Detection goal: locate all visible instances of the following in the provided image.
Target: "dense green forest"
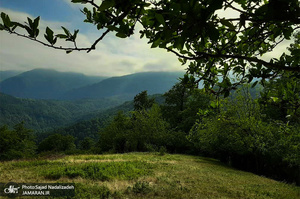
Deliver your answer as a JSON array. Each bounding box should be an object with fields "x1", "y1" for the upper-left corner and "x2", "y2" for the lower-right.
[{"x1": 0, "y1": 93, "x2": 124, "y2": 132}]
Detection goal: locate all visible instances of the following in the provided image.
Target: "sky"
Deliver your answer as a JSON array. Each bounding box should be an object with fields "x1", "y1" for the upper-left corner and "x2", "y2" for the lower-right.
[
  {"x1": 0, "y1": 0, "x2": 182, "y2": 76},
  {"x1": 0, "y1": 0, "x2": 292, "y2": 77}
]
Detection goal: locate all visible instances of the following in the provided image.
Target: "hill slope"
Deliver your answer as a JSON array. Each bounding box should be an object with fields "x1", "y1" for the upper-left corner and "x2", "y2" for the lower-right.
[
  {"x1": 0, "y1": 153, "x2": 299, "y2": 199},
  {"x1": 62, "y1": 71, "x2": 184, "y2": 100},
  {"x1": 0, "y1": 93, "x2": 123, "y2": 132},
  {"x1": 0, "y1": 69, "x2": 107, "y2": 99},
  {"x1": 0, "y1": 70, "x2": 23, "y2": 82}
]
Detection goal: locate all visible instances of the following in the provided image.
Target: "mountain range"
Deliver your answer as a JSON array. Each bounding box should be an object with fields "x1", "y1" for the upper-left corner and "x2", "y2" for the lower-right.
[
  {"x1": 0, "y1": 69, "x2": 107, "y2": 99},
  {"x1": 62, "y1": 71, "x2": 184, "y2": 100},
  {"x1": 0, "y1": 69, "x2": 184, "y2": 100},
  {"x1": 0, "y1": 70, "x2": 23, "y2": 82}
]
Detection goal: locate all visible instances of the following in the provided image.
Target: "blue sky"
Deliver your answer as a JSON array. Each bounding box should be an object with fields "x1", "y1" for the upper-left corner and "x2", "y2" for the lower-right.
[
  {"x1": 0, "y1": 0, "x2": 181, "y2": 76},
  {"x1": 0, "y1": 0, "x2": 74, "y2": 21}
]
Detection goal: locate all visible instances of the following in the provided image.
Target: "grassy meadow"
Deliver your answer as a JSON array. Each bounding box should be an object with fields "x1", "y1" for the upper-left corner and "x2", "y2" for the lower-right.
[{"x1": 0, "y1": 153, "x2": 299, "y2": 199}]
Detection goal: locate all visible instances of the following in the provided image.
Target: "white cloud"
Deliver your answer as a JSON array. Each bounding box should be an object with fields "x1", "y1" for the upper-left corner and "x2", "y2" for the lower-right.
[
  {"x1": 0, "y1": 7, "x2": 182, "y2": 76},
  {"x1": 62, "y1": 0, "x2": 101, "y2": 10}
]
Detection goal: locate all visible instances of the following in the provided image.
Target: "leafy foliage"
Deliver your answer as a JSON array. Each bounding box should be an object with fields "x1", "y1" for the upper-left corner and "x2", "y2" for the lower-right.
[
  {"x1": 162, "y1": 83, "x2": 212, "y2": 133},
  {"x1": 0, "y1": 122, "x2": 36, "y2": 160},
  {"x1": 259, "y1": 72, "x2": 300, "y2": 123},
  {"x1": 188, "y1": 87, "x2": 300, "y2": 184},
  {"x1": 97, "y1": 104, "x2": 189, "y2": 153},
  {"x1": 133, "y1": 90, "x2": 154, "y2": 111},
  {"x1": 38, "y1": 134, "x2": 76, "y2": 152}
]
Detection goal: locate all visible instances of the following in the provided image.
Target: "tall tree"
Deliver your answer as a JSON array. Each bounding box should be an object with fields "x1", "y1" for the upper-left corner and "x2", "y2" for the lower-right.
[
  {"x1": 133, "y1": 90, "x2": 155, "y2": 111},
  {"x1": 1, "y1": 0, "x2": 299, "y2": 94},
  {"x1": 162, "y1": 83, "x2": 211, "y2": 132}
]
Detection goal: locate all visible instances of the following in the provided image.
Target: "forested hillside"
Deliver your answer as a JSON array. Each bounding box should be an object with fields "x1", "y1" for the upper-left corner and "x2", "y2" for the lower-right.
[{"x1": 0, "y1": 93, "x2": 123, "y2": 132}]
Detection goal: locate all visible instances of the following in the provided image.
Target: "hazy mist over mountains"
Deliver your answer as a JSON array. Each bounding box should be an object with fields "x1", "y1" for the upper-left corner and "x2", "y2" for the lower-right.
[{"x1": 0, "y1": 68, "x2": 184, "y2": 100}]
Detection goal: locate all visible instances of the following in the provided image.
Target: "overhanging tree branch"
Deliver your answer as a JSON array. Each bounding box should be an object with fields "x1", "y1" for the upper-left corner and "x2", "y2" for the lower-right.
[
  {"x1": 8, "y1": 30, "x2": 91, "y2": 52},
  {"x1": 166, "y1": 48, "x2": 300, "y2": 72}
]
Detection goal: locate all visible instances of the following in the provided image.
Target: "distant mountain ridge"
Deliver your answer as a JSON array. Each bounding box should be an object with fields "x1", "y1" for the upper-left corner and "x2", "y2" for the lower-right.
[
  {"x1": 0, "y1": 69, "x2": 184, "y2": 100},
  {"x1": 0, "y1": 70, "x2": 23, "y2": 82},
  {"x1": 0, "y1": 69, "x2": 107, "y2": 99},
  {"x1": 62, "y1": 71, "x2": 184, "y2": 100}
]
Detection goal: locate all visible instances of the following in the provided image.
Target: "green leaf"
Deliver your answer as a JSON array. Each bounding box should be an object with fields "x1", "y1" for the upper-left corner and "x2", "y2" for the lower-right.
[
  {"x1": 291, "y1": 49, "x2": 300, "y2": 57},
  {"x1": 151, "y1": 38, "x2": 161, "y2": 48},
  {"x1": 270, "y1": 97, "x2": 279, "y2": 103},
  {"x1": 27, "y1": 17, "x2": 33, "y2": 28},
  {"x1": 174, "y1": 37, "x2": 184, "y2": 50},
  {"x1": 73, "y1": 29, "x2": 79, "y2": 40},
  {"x1": 44, "y1": 27, "x2": 56, "y2": 45},
  {"x1": 46, "y1": 27, "x2": 54, "y2": 37},
  {"x1": 209, "y1": 0, "x2": 224, "y2": 11},
  {"x1": 1, "y1": 12, "x2": 11, "y2": 28},
  {"x1": 207, "y1": 23, "x2": 219, "y2": 41},
  {"x1": 210, "y1": 101, "x2": 217, "y2": 109},
  {"x1": 116, "y1": 32, "x2": 127, "y2": 38},
  {"x1": 155, "y1": 13, "x2": 165, "y2": 25},
  {"x1": 251, "y1": 81, "x2": 258, "y2": 88},
  {"x1": 56, "y1": 34, "x2": 68, "y2": 39},
  {"x1": 33, "y1": 16, "x2": 40, "y2": 30},
  {"x1": 220, "y1": 18, "x2": 235, "y2": 30},
  {"x1": 61, "y1": 26, "x2": 71, "y2": 36},
  {"x1": 99, "y1": 0, "x2": 115, "y2": 11},
  {"x1": 24, "y1": 26, "x2": 32, "y2": 36}
]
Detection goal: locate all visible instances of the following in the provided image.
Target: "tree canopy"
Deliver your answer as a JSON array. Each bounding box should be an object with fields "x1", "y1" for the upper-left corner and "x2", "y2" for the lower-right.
[{"x1": 1, "y1": 0, "x2": 299, "y2": 94}]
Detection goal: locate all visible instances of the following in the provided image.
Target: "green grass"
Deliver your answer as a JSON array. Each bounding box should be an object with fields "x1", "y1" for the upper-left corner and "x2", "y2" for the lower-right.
[
  {"x1": 43, "y1": 161, "x2": 153, "y2": 181},
  {"x1": 0, "y1": 153, "x2": 299, "y2": 199}
]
